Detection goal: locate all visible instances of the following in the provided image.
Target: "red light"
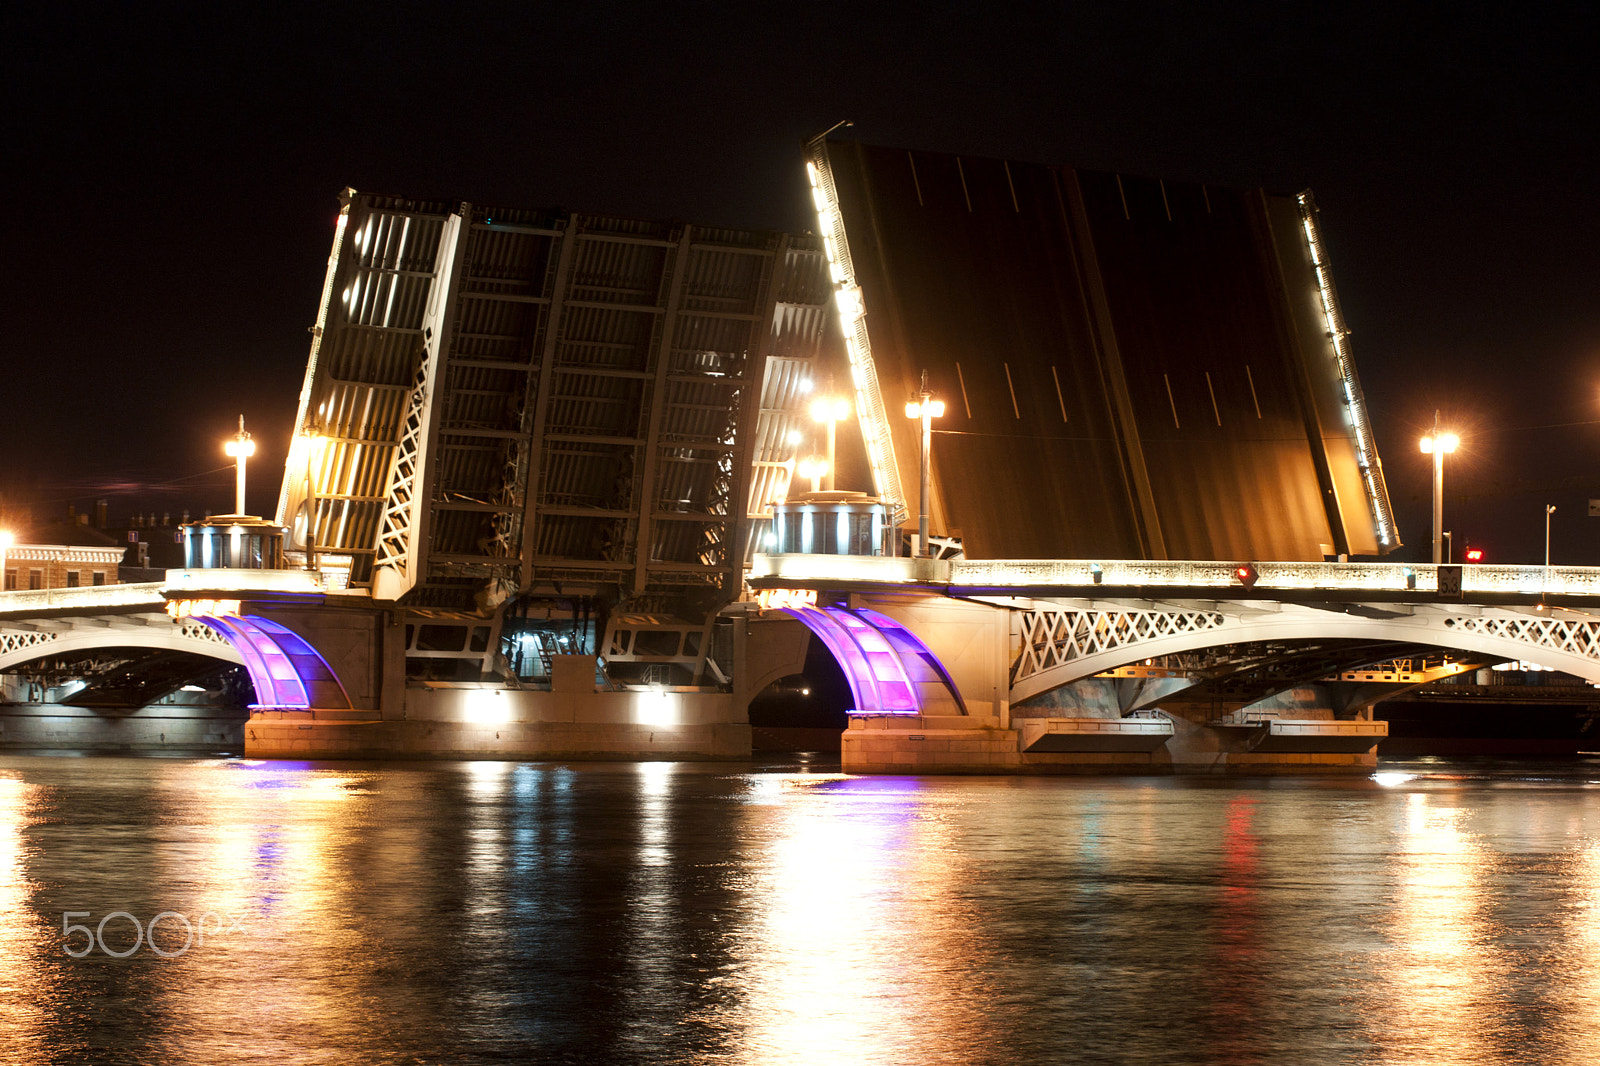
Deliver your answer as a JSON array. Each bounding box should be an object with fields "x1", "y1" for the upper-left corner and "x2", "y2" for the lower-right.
[
  {"x1": 1465, "y1": 548, "x2": 1484, "y2": 562},
  {"x1": 1234, "y1": 564, "x2": 1259, "y2": 589}
]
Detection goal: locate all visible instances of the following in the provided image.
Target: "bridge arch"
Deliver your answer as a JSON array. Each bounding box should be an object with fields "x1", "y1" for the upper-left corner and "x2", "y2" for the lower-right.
[
  {"x1": 781, "y1": 605, "x2": 968, "y2": 716},
  {"x1": 0, "y1": 615, "x2": 351, "y2": 711},
  {"x1": 1009, "y1": 603, "x2": 1600, "y2": 704}
]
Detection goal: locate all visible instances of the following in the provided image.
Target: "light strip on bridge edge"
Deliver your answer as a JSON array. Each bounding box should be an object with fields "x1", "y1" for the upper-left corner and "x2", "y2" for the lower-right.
[
  {"x1": 277, "y1": 198, "x2": 353, "y2": 525},
  {"x1": 804, "y1": 140, "x2": 908, "y2": 525},
  {"x1": 1297, "y1": 191, "x2": 1397, "y2": 550}
]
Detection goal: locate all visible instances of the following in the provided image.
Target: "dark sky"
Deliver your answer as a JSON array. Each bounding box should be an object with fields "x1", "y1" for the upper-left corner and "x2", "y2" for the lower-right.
[{"x1": 5, "y1": 2, "x2": 1598, "y2": 563}]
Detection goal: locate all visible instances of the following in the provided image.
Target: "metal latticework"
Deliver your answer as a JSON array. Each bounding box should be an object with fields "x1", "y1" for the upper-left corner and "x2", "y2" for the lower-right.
[
  {"x1": 1442, "y1": 615, "x2": 1600, "y2": 662},
  {"x1": 0, "y1": 629, "x2": 57, "y2": 659},
  {"x1": 1012, "y1": 604, "x2": 1228, "y2": 689},
  {"x1": 279, "y1": 192, "x2": 830, "y2": 629},
  {"x1": 1005, "y1": 594, "x2": 1600, "y2": 704}
]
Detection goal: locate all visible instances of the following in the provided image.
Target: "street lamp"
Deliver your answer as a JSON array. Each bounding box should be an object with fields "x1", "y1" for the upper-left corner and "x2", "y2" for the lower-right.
[
  {"x1": 1545, "y1": 504, "x2": 1557, "y2": 572},
  {"x1": 298, "y1": 430, "x2": 326, "y2": 572},
  {"x1": 796, "y1": 455, "x2": 829, "y2": 494},
  {"x1": 222, "y1": 415, "x2": 256, "y2": 517},
  {"x1": 809, "y1": 396, "x2": 851, "y2": 491},
  {"x1": 0, "y1": 530, "x2": 12, "y2": 593},
  {"x1": 904, "y1": 370, "x2": 944, "y2": 558},
  {"x1": 1419, "y1": 411, "x2": 1458, "y2": 565}
]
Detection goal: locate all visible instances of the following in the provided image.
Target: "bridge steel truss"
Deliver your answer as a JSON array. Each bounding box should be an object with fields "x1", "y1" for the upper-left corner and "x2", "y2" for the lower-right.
[
  {"x1": 278, "y1": 190, "x2": 832, "y2": 677},
  {"x1": 1007, "y1": 597, "x2": 1600, "y2": 705}
]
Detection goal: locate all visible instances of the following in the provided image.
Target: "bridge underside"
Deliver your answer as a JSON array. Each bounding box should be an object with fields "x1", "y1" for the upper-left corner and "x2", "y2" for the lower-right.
[
  {"x1": 2, "y1": 648, "x2": 251, "y2": 708},
  {"x1": 809, "y1": 139, "x2": 1397, "y2": 561}
]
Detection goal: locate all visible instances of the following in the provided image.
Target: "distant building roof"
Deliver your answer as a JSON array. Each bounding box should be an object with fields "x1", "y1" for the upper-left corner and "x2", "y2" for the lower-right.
[{"x1": 17, "y1": 517, "x2": 122, "y2": 549}]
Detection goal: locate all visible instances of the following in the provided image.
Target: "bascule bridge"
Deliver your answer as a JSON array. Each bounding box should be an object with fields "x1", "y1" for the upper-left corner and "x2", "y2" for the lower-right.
[{"x1": 5, "y1": 139, "x2": 1596, "y2": 771}]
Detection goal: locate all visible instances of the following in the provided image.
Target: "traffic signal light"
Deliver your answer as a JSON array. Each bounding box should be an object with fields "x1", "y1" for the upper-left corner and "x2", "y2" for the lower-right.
[
  {"x1": 1234, "y1": 563, "x2": 1259, "y2": 589},
  {"x1": 1464, "y1": 547, "x2": 1484, "y2": 563}
]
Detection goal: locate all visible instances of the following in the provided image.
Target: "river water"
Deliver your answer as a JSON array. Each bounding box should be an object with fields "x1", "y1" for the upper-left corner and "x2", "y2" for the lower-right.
[{"x1": 5, "y1": 754, "x2": 1600, "y2": 1064}]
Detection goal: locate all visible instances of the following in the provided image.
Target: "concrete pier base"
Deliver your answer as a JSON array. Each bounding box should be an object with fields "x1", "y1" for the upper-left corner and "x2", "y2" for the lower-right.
[
  {"x1": 243, "y1": 716, "x2": 750, "y2": 760},
  {"x1": 843, "y1": 713, "x2": 1382, "y2": 775},
  {"x1": 0, "y1": 704, "x2": 245, "y2": 752},
  {"x1": 244, "y1": 684, "x2": 753, "y2": 760}
]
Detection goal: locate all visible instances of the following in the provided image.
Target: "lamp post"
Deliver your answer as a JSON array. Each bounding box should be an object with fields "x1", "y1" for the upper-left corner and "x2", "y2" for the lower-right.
[
  {"x1": 0, "y1": 531, "x2": 12, "y2": 593},
  {"x1": 299, "y1": 431, "x2": 325, "y2": 572},
  {"x1": 809, "y1": 395, "x2": 850, "y2": 491},
  {"x1": 904, "y1": 370, "x2": 944, "y2": 558},
  {"x1": 223, "y1": 415, "x2": 256, "y2": 517},
  {"x1": 1545, "y1": 504, "x2": 1557, "y2": 572},
  {"x1": 1419, "y1": 411, "x2": 1459, "y2": 565}
]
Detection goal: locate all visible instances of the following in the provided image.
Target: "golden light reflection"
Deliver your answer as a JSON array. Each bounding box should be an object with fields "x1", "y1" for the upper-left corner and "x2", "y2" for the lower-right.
[
  {"x1": 1554, "y1": 837, "x2": 1600, "y2": 1063},
  {"x1": 625, "y1": 762, "x2": 680, "y2": 1010},
  {"x1": 143, "y1": 761, "x2": 379, "y2": 1062},
  {"x1": 0, "y1": 774, "x2": 45, "y2": 1063},
  {"x1": 1376, "y1": 793, "x2": 1494, "y2": 1062},
  {"x1": 715, "y1": 776, "x2": 995, "y2": 1065}
]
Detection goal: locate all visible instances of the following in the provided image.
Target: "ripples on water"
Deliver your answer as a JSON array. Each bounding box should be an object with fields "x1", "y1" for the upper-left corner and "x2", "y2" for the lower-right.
[{"x1": 5, "y1": 755, "x2": 1600, "y2": 1063}]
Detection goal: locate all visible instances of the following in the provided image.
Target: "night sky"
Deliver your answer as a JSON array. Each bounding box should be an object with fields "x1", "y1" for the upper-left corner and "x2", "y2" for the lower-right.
[{"x1": 5, "y1": 3, "x2": 1598, "y2": 564}]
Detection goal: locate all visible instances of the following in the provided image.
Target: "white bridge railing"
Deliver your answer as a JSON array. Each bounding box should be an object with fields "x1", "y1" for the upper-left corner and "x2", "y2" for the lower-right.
[{"x1": 752, "y1": 554, "x2": 1600, "y2": 598}]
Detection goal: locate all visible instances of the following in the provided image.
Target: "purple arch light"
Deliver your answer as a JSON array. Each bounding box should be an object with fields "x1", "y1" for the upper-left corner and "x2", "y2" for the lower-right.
[
  {"x1": 781, "y1": 605, "x2": 965, "y2": 717},
  {"x1": 192, "y1": 614, "x2": 350, "y2": 710}
]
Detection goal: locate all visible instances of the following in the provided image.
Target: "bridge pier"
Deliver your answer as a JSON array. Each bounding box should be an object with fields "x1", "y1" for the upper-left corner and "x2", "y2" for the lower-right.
[
  {"x1": 842, "y1": 712, "x2": 1380, "y2": 775},
  {"x1": 240, "y1": 609, "x2": 753, "y2": 759},
  {"x1": 0, "y1": 703, "x2": 243, "y2": 753}
]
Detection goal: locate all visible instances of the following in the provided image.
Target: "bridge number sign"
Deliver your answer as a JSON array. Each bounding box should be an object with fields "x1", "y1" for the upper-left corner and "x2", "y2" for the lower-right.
[{"x1": 1437, "y1": 564, "x2": 1463, "y2": 599}]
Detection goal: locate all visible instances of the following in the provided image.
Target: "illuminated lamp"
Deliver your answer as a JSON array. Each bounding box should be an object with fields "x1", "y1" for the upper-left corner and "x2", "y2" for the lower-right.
[
  {"x1": 1402, "y1": 566, "x2": 1416, "y2": 591},
  {"x1": 222, "y1": 415, "x2": 257, "y2": 516},
  {"x1": 1090, "y1": 563, "x2": 1103, "y2": 585},
  {"x1": 810, "y1": 396, "x2": 852, "y2": 492},
  {"x1": 1234, "y1": 564, "x2": 1259, "y2": 589},
  {"x1": 1464, "y1": 548, "x2": 1484, "y2": 563},
  {"x1": 797, "y1": 456, "x2": 829, "y2": 494},
  {"x1": 1420, "y1": 413, "x2": 1459, "y2": 564},
  {"x1": 904, "y1": 371, "x2": 944, "y2": 558}
]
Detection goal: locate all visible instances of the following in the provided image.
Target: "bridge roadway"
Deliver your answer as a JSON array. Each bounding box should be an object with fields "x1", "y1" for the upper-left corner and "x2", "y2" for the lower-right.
[
  {"x1": 747, "y1": 554, "x2": 1600, "y2": 773},
  {"x1": 3, "y1": 556, "x2": 1600, "y2": 772}
]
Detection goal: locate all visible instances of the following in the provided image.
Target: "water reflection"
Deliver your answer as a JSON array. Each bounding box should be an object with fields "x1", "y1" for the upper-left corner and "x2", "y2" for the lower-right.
[
  {"x1": 1378, "y1": 792, "x2": 1493, "y2": 1062},
  {"x1": 1557, "y1": 836, "x2": 1600, "y2": 1063},
  {"x1": 1205, "y1": 794, "x2": 1263, "y2": 1064},
  {"x1": 722, "y1": 775, "x2": 997, "y2": 1064},
  {"x1": 10, "y1": 758, "x2": 1600, "y2": 1062},
  {"x1": 0, "y1": 774, "x2": 45, "y2": 1063}
]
